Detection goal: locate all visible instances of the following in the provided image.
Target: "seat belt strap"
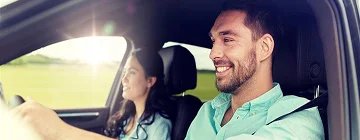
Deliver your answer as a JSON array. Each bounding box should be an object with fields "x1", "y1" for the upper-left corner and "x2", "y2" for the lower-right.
[
  {"x1": 266, "y1": 92, "x2": 328, "y2": 125},
  {"x1": 251, "y1": 91, "x2": 328, "y2": 135}
]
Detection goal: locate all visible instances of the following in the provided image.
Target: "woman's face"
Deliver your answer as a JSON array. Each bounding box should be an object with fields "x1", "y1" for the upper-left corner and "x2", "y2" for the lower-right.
[{"x1": 121, "y1": 56, "x2": 153, "y2": 101}]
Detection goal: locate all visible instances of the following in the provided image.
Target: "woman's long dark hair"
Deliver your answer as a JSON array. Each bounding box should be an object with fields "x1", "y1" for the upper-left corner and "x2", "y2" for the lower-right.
[{"x1": 104, "y1": 48, "x2": 172, "y2": 139}]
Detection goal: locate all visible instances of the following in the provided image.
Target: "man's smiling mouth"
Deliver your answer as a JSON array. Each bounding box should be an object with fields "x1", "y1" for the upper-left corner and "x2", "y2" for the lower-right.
[
  {"x1": 216, "y1": 66, "x2": 231, "y2": 72},
  {"x1": 215, "y1": 66, "x2": 232, "y2": 77}
]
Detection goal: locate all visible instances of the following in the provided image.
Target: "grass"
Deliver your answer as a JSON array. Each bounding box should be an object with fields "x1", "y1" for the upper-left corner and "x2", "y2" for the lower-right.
[
  {"x1": 0, "y1": 64, "x2": 219, "y2": 109},
  {"x1": 188, "y1": 72, "x2": 219, "y2": 101},
  {"x1": 0, "y1": 64, "x2": 117, "y2": 109}
]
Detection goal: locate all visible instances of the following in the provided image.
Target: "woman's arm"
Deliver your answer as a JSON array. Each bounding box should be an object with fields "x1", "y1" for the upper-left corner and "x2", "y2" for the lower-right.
[{"x1": 11, "y1": 99, "x2": 115, "y2": 140}]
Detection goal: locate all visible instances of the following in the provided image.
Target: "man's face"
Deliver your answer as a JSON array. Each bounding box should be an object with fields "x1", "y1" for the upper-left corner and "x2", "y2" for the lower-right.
[{"x1": 209, "y1": 10, "x2": 258, "y2": 94}]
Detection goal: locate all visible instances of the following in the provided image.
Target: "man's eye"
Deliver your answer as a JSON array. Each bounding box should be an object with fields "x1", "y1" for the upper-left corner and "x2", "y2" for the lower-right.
[
  {"x1": 129, "y1": 71, "x2": 136, "y2": 75},
  {"x1": 224, "y1": 38, "x2": 232, "y2": 42}
]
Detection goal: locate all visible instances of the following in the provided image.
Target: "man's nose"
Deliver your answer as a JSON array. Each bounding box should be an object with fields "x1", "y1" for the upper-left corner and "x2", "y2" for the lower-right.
[{"x1": 209, "y1": 42, "x2": 224, "y2": 60}]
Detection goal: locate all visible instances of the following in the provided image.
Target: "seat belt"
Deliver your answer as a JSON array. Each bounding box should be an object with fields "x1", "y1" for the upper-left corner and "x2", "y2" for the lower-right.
[
  {"x1": 266, "y1": 91, "x2": 328, "y2": 125},
  {"x1": 251, "y1": 89, "x2": 328, "y2": 135}
]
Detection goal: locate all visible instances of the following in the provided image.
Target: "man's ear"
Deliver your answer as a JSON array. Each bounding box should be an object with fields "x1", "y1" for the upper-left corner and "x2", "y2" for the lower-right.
[
  {"x1": 257, "y1": 33, "x2": 274, "y2": 62},
  {"x1": 147, "y1": 77, "x2": 157, "y2": 88}
]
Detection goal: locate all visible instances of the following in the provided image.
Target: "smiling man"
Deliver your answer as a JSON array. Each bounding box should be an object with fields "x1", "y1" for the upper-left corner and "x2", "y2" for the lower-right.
[{"x1": 185, "y1": 1, "x2": 324, "y2": 140}]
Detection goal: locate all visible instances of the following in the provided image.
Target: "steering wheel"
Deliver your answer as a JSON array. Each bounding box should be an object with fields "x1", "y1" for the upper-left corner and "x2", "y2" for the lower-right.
[
  {"x1": 0, "y1": 81, "x2": 25, "y2": 108},
  {"x1": 8, "y1": 95, "x2": 25, "y2": 108}
]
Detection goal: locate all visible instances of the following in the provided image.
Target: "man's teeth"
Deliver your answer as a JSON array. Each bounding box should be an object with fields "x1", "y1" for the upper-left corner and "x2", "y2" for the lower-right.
[{"x1": 217, "y1": 67, "x2": 229, "y2": 72}]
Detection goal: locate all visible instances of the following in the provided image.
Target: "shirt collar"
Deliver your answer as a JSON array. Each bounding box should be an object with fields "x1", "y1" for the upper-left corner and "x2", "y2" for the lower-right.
[
  {"x1": 211, "y1": 92, "x2": 231, "y2": 109},
  {"x1": 211, "y1": 83, "x2": 283, "y2": 111}
]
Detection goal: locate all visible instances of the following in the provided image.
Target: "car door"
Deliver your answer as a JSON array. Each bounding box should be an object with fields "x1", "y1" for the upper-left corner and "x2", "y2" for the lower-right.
[
  {"x1": 340, "y1": 0, "x2": 360, "y2": 139},
  {"x1": 0, "y1": 0, "x2": 131, "y2": 134},
  {"x1": 325, "y1": 0, "x2": 360, "y2": 139}
]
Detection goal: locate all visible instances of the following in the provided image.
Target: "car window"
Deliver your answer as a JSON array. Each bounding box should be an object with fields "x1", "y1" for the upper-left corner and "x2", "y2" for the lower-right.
[
  {"x1": 163, "y1": 42, "x2": 218, "y2": 101},
  {"x1": 0, "y1": 0, "x2": 17, "y2": 8},
  {"x1": 0, "y1": 36, "x2": 127, "y2": 109},
  {"x1": 357, "y1": 0, "x2": 360, "y2": 15}
]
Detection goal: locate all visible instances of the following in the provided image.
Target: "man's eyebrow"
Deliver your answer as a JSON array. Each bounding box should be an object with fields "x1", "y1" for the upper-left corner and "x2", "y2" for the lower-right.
[
  {"x1": 209, "y1": 30, "x2": 238, "y2": 37},
  {"x1": 219, "y1": 30, "x2": 237, "y2": 36}
]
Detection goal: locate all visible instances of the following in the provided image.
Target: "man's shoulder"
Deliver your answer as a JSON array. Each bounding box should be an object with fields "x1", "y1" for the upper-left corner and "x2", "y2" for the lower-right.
[
  {"x1": 276, "y1": 95, "x2": 309, "y2": 106},
  {"x1": 192, "y1": 100, "x2": 217, "y2": 120},
  {"x1": 203, "y1": 100, "x2": 213, "y2": 106},
  {"x1": 265, "y1": 95, "x2": 324, "y2": 139},
  {"x1": 267, "y1": 95, "x2": 319, "y2": 123},
  {"x1": 199, "y1": 100, "x2": 215, "y2": 112},
  {"x1": 269, "y1": 95, "x2": 309, "y2": 110}
]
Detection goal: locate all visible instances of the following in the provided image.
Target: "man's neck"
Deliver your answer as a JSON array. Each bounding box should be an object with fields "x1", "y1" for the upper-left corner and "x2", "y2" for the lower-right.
[
  {"x1": 221, "y1": 61, "x2": 274, "y2": 127},
  {"x1": 230, "y1": 75, "x2": 273, "y2": 112}
]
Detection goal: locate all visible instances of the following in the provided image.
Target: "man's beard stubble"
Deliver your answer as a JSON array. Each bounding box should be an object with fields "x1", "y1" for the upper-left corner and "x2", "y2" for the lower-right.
[{"x1": 215, "y1": 50, "x2": 257, "y2": 94}]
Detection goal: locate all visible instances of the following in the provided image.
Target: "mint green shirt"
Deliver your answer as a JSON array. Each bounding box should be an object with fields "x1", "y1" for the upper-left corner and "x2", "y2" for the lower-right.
[
  {"x1": 119, "y1": 112, "x2": 172, "y2": 140},
  {"x1": 185, "y1": 83, "x2": 324, "y2": 140}
]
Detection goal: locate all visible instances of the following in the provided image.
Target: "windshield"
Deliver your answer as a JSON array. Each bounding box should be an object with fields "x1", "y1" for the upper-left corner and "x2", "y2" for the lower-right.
[
  {"x1": 357, "y1": 0, "x2": 360, "y2": 15},
  {"x1": 0, "y1": 0, "x2": 17, "y2": 8},
  {"x1": 0, "y1": 36, "x2": 127, "y2": 109}
]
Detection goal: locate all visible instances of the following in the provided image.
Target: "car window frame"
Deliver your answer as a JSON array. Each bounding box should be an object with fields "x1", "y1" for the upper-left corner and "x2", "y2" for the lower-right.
[{"x1": 334, "y1": 0, "x2": 360, "y2": 139}]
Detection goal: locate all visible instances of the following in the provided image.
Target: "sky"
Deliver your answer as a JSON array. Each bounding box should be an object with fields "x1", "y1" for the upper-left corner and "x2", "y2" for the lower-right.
[
  {"x1": 358, "y1": 0, "x2": 360, "y2": 13},
  {"x1": 163, "y1": 42, "x2": 215, "y2": 70},
  {"x1": 32, "y1": 36, "x2": 126, "y2": 61},
  {"x1": 29, "y1": 36, "x2": 215, "y2": 70},
  {"x1": 0, "y1": 0, "x2": 18, "y2": 8}
]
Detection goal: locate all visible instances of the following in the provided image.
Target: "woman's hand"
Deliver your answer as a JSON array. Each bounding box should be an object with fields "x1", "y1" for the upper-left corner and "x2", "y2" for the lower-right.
[
  {"x1": 10, "y1": 98, "x2": 69, "y2": 140},
  {"x1": 9, "y1": 98, "x2": 115, "y2": 140}
]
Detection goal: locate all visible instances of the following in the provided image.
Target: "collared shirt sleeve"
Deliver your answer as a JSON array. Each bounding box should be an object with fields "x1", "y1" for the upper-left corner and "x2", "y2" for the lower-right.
[
  {"x1": 185, "y1": 103, "x2": 205, "y2": 140},
  {"x1": 225, "y1": 107, "x2": 324, "y2": 140}
]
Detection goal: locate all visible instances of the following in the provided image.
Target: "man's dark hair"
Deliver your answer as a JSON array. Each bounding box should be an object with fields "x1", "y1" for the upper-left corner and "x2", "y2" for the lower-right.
[{"x1": 222, "y1": 0, "x2": 283, "y2": 49}]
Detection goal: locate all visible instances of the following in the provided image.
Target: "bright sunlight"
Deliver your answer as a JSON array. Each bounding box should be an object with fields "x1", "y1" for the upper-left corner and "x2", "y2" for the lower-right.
[
  {"x1": 31, "y1": 36, "x2": 127, "y2": 66},
  {"x1": 82, "y1": 38, "x2": 110, "y2": 66}
]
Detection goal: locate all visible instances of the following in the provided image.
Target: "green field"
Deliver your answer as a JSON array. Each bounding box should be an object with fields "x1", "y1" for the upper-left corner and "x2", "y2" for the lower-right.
[
  {"x1": 0, "y1": 64, "x2": 218, "y2": 109},
  {"x1": 187, "y1": 72, "x2": 219, "y2": 101}
]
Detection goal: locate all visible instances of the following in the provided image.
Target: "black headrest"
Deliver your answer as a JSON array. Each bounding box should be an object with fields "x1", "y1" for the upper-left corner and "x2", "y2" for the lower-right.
[
  {"x1": 273, "y1": 15, "x2": 327, "y2": 94},
  {"x1": 158, "y1": 45, "x2": 197, "y2": 95}
]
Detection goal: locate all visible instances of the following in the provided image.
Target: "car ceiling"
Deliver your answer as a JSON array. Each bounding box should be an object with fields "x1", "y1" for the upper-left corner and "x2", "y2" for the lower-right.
[{"x1": 0, "y1": 0, "x2": 313, "y2": 65}]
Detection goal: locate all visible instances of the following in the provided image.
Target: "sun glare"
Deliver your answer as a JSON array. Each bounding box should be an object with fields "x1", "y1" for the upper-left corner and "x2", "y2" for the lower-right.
[
  {"x1": 82, "y1": 37, "x2": 110, "y2": 66},
  {"x1": 30, "y1": 36, "x2": 127, "y2": 67}
]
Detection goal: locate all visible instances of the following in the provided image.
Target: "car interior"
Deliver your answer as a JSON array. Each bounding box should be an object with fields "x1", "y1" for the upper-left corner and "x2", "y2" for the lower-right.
[
  {"x1": 1, "y1": 0, "x2": 360, "y2": 140},
  {"x1": 158, "y1": 45, "x2": 203, "y2": 140}
]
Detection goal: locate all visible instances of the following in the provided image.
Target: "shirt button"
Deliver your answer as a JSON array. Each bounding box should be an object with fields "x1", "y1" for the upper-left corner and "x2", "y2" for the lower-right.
[
  {"x1": 252, "y1": 112, "x2": 256, "y2": 116},
  {"x1": 236, "y1": 116, "x2": 239, "y2": 119}
]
